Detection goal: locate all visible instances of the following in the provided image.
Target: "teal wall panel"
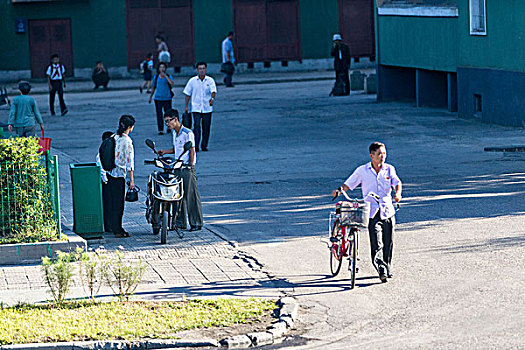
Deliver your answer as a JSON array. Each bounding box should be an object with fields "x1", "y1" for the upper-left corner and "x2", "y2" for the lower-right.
[
  {"x1": 377, "y1": 16, "x2": 458, "y2": 72},
  {"x1": 299, "y1": 0, "x2": 339, "y2": 59},
  {"x1": 193, "y1": 0, "x2": 233, "y2": 64},
  {"x1": 0, "y1": 0, "x2": 127, "y2": 71}
]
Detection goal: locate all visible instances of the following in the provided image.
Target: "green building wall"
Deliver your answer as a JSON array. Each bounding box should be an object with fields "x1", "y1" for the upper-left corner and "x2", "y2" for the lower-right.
[
  {"x1": 377, "y1": 15, "x2": 458, "y2": 72},
  {"x1": 299, "y1": 0, "x2": 339, "y2": 59},
  {"x1": 0, "y1": 0, "x2": 127, "y2": 71},
  {"x1": 1, "y1": 0, "x2": 344, "y2": 73},
  {"x1": 193, "y1": 0, "x2": 233, "y2": 63},
  {"x1": 457, "y1": 0, "x2": 525, "y2": 72}
]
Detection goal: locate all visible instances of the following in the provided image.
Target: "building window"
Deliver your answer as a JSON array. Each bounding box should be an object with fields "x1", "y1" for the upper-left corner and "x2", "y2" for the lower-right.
[{"x1": 470, "y1": 0, "x2": 486, "y2": 35}]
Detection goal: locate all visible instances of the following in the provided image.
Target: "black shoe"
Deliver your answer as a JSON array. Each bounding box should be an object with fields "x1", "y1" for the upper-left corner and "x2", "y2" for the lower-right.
[
  {"x1": 139, "y1": 86, "x2": 143, "y2": 94},
  {"x1": 158, "y1": 131, "x2": 164, "y2": 135},
  {"x1": 176, "y1": 224, "x2": 187, "y2": 230},
  {"x1": 61, "y1": 109, "x2": 69, "y2": 116},
  {"x1": 94, "y1": 86, "x2": 99, "y2": 90},
  {"x1": 189, "y1": 226, "x2": 202, "y2": 231},
  {"x1": 329, "y1": 237, "x2": 339, "y2": 243},
  {"x1": 201, "y1": 147, "x2": 208, "y2": 151},
  {"x1": 387, "y1": 272, "x2": 393, "y2": 278},
  {"x1": 225, "y1": 84, "x2": 234, "y2": 88},
  {"x1": 378, "y1": 266, "x2": 388, "y2": 283},
  {"x1": 195, "y1": 148, "x2": 200, "y2": 152},
  {"x1": 51, "y1": 113, "x2": 56, "y2": 116},
  {"x1": 167, "y1": 129, "x2": 171, "y2": 134}
]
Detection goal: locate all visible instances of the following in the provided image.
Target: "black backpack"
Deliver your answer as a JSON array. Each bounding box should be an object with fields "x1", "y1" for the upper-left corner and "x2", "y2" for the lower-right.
[{"x1": 99, "y1": 135, "x2": 116, "y2": 171}]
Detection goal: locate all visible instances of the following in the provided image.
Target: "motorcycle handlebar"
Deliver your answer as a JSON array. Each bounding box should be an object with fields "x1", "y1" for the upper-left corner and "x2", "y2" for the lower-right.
[{"x1": 144, "y1": 160, "x2": 155, "y2": 165}]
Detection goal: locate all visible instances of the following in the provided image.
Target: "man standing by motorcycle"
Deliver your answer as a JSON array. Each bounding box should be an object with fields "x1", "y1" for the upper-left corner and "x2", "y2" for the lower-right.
[{"x1": 158, "y1": 109, "x2": 203, "y2": 231}]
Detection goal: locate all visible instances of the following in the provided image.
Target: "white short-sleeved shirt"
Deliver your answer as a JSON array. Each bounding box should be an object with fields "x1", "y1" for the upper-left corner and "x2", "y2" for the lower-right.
[
  {"x1": 172, "y1": 126, "x2": 196, "y2": 165},
  {"x1": 95, "y1": 153, "x2": 108, "y2": 183},
  {"x1": 46, "y1": 64, "x2": 65, "y2": 80},
  {"x1": 183, "y1": 76, "x2": 217, "y2": 114},
  {"x1": 344, "y1": 162, "x2": 401, "y2": 219}
]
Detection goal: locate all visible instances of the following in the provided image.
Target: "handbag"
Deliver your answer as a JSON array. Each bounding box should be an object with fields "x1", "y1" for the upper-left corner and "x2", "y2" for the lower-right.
[
  {"x1": 220, "y1": 62, "x2": 235, "y2": 75},
  {"x1": 182, "y1": 111, "x2": 192, "y2": 129},
  {"x1": 125, "y1": 184, "x2": 140, "y2": 202}
]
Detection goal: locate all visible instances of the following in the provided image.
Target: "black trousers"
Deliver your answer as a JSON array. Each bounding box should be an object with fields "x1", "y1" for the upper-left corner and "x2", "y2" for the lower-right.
[
  {"x1": 49, "y1": 80, "x2": 67, "y2": 114},
  {"x1": 102, "y1": 181, "x2": 111, "y2": 232},
  {"x1": 368, "y1": 212, "x2": 395, "y2": 274},
  {"x1": 224, "y1": 72, "x2": 234, "y2": 86},
  {"x1": 175, "y1": 167, "x2": 203, "y2": 228},
  {"x1": 106, "y1": 174, "x2": 125, "y2": 234},
  {"x1": 154, "y1": 99, "x2": 172, "y2": 132},
  {"x1": 335, "y1": 68, "x2": 350, "y2": 95},
  {"x1": 192, "y1": 112, "x2": 212, "y2": 150}
]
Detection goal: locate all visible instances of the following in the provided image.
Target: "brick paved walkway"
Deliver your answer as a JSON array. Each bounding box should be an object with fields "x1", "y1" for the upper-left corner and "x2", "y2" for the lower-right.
[{"x1": 0, "y1": 151, "x2": 274, "y2": 303}]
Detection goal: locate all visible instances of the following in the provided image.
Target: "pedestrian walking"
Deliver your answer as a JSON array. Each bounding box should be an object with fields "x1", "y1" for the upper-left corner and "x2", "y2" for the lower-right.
[
  {"x1": 156, "y1": 35, "x2": 170, "y2": 64},
  {"x1": 96, "y1": 131, "x2": 114, "y2": 233},
  {"x1": 183, "y1": 62, "x2": 217, "y2": 152},
  {"x1": 158, "y1": 109, "x2": 203, "y2": 231},
  {"x1": 46, "y1": 54, "x2": 68, "y2": 116},
  {"x1": 7, "y1": 81, "x2": 44, "y2": 137},
  {"x1": 139, "y1": 53, "x2": 154, "y2": 94},
  {"x1": 221, "y1": 31, "x2": 235, "y2": 87},
  {"x1": 106, "y1": 115, "x2": 135, "y2": 238},
  {"x1": 332, "y1": 142, "x2": 402, "y2": 283},
  {"x1": 331, "y1": 34, "x2": 351, "y2": 96},
  {"x1": 92, "y1": 61, "x2": 110, "y2": 90},
  {"x1": 149, "y1": 62, "x2": 174, "y2": 135}
]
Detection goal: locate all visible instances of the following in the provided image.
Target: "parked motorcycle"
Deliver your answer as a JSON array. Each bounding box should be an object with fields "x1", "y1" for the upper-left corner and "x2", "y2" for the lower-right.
[{"x1": 144, "y1": 139, "x2": 192, "y2": 244}]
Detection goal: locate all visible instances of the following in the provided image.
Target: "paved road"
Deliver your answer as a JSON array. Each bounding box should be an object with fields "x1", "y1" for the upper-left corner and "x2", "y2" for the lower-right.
[{"x1": 1, "y1": 74, "x2": 524, "y2": 348}]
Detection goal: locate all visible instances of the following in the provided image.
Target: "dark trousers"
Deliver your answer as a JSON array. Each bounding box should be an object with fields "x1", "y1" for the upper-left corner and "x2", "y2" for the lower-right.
[
  {"x1": 368, "y1": 212, "x2": 395, "y2": 274},
  {"x1": 106, "y1": 174, "x2": 125, "y2": 234},
  {"x1": 49, "y1": 80, "x2": 67, "y2": 114},
  {"x1": 335, "y1": 68, "x2": 350, "y2": 95},
  {"x1": 93, "y1": 73, "x2": 110, "y2": 88},
  {"x1": 175, "y1": 167, "x2": 203, "y2": 228},
  {"x1": 154, "y1": 99, "x2": 172, "y2": 132},
  {"x1": 102, "y1": 181, "x2": 111, "y2": 232},
  {"x1": 192, "y1": 112, "x2": 212, "y2": 150},
  {"x1": 224, "y1": 72, "x2": 234, "y2": 87}
]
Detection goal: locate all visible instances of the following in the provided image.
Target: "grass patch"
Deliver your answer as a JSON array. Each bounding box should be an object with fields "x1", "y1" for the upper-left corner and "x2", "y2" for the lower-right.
[{"x1": 0, "y1": 299, "x2": 276, "y2": 345}]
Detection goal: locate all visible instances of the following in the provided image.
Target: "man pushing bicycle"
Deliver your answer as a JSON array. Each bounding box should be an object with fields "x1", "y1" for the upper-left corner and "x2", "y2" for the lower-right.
[{"x1": 332, "y1": 142, "x2": 402, "y2": 283}]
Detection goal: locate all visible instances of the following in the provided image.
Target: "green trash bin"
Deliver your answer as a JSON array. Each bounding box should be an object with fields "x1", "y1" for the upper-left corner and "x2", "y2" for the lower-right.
[{"x1": 70, "y1": 162, "x2": 104, "y2": 237}]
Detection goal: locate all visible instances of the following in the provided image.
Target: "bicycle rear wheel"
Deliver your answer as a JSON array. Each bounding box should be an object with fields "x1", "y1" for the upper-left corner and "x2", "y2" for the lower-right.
[
  {"x1": 348, "y1": 228, "x2": 357, "y2": 289},
  {"x1": 330, "y1": 221, "x2": 344, "y2": 276}
]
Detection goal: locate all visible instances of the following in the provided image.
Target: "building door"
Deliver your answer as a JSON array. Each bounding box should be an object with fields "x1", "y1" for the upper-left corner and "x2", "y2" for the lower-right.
[
  {"x1": 234, "y1": 0, "x2": 301, "y2": 63},
  {"x1": 338, "y1": 0, "x2": 375, "y2": 59},
  {"x1": 126, "y1": 0, "x2": 195, "y2": 69},
  {"x1": 28, "y1": 19, "x2": 73, "y2": 78}
]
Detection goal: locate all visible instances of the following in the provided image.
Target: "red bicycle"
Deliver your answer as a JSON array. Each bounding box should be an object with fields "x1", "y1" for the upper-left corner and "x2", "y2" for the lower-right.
[{"x1": 329, "y1": 191, "x2": 376, "y2": 289}]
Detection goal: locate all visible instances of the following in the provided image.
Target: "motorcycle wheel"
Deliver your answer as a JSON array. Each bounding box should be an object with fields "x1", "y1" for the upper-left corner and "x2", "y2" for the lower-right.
[{"x1": 161, "y1": 211, "x2": 168, "y2": 244}]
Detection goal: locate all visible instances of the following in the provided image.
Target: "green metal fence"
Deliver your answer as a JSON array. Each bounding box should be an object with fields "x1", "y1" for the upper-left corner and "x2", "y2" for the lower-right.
[{"x1": 0, "y1": 151, "x2": 61, "y2": 243}]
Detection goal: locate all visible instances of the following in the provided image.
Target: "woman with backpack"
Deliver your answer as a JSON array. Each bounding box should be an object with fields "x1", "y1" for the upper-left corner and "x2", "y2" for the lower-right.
[
  {"x1": 106, "y1": 114, "x2": 135, "y2": 238},
  {"x1": 148, "y1": 62, "x2": 174, "y2": 135}
]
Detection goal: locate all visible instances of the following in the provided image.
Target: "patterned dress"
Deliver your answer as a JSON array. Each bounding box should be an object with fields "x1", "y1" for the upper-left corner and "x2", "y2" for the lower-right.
[{"x1": 109, "y1": 134, "x2": 134, "y2": 179}]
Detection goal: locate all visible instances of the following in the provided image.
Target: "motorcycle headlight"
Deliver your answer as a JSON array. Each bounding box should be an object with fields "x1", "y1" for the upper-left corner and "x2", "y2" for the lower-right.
[
  {"x1": 160, "y1": 186, "x2": 180, "y2": 199},
  {"x1": 155, "y1": 159, "x2": 164, "y2": 168}
]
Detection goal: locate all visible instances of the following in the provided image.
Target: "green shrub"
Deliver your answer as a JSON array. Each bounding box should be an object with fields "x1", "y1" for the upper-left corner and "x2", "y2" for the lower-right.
[
  {"x1": 41, "y1": 251, "x2": 75, "y2": 305},
  {"x1": 101, "y1": 249, "x2": 146, "y2": 301},
  {"x1": 0, "y1": 137, "x2": 57, "y2": 244}
]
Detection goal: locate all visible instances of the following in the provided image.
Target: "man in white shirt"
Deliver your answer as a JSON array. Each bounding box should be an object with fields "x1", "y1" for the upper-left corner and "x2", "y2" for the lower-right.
[
  {"x1": 332, "y1": 142, "x2": 402, "y2": 283},
  {"x1": 46, "y1": 54, "x2": 68, "y2": 116},
  {"x1": 158, "y1": 109, "x2": 203, "y2": 231},
  {"x1": 183, "y1": 62, "x2": 217, "y2": 152}
]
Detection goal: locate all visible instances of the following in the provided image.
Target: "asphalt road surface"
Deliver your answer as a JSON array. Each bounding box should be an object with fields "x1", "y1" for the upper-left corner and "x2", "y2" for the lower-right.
[{"x1": 16, "y1": 78, "x2": 525, "y2": 349}]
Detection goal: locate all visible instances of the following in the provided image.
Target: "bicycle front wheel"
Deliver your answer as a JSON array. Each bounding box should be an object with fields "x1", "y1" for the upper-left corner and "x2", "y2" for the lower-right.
[
  {"x1": 348, "y1": 229, "x2": 357, "y2": 289},
  {"x1": 330, "y1": 221, "x2": 344, "y2": 276}
]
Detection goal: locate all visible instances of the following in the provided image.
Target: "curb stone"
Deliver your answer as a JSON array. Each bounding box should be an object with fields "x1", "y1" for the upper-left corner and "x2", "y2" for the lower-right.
[
  {"x1": 0, "y1": 297, "x2": 298, "y2": 350},
  {"x1": 219, "y1": 296, "x2": 299, "y2": 349}
]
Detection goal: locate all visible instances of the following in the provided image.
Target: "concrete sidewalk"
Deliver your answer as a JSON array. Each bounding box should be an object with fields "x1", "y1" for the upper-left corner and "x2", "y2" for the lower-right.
[{"x1": 1, "y1": 69, "x2": 375, "y2": 96}]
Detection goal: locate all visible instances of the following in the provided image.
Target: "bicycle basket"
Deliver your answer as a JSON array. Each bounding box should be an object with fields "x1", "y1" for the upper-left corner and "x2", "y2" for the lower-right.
[{"x1": 337, "y1": 200, "x2": 370, "y2": 227}]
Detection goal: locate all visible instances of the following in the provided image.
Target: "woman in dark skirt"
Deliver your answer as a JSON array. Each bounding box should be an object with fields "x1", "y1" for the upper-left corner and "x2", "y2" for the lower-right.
[{"x1": 106, "y1": 114, "x2": 135, "y2": 237}]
